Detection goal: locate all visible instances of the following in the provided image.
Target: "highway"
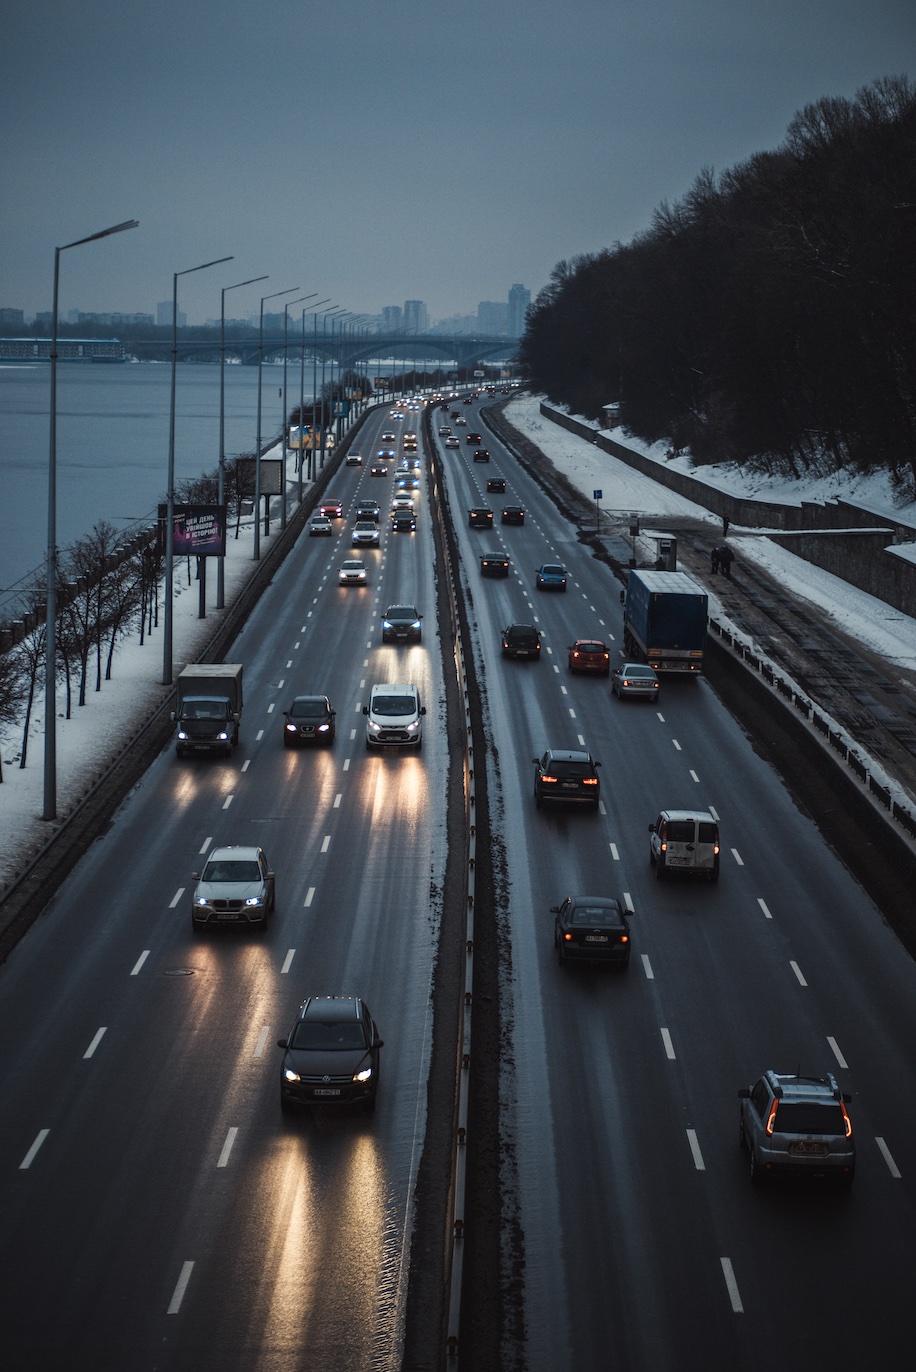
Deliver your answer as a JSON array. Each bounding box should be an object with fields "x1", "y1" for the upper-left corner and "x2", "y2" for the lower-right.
[
  {"x1": 2, "y1": 389, "x2": 916, "y2": 1372},
  {"x1": 440, "y1": 395, "x2": 916, "y2": 1370},
  {"x1": 0, "y1": 402, "x2": 448, "y2": 1372}
]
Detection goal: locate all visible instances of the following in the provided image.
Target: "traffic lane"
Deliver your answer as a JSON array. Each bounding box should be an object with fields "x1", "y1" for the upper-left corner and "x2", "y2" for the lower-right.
[{"x1": 0, "y1": 481, "x2": 447, "y2": 1368}]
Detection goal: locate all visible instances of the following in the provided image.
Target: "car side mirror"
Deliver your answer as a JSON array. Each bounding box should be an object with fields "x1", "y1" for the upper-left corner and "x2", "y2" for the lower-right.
[
  {"x1": 282, "y1": 711, "x2": 289, "y2": 718},
  {"x1": 374, "y1": 1036, "x2": 385, "y2": 1049},
  {"x1": 191, "y1": 872, "x2": 200, "y2": 881},
  {"x1": 362, "y1": 706, "x2": 368, "y2": 715},
  {"x1": 420, "y1": 707, "x2": 426, "y2": 715},
  {"x1": 267, "y1": 871, "x2": 275, "y2": 881},
  {"x1": 648, "y1": 824, "x2": 656, "y2": 833},
  {"x1": 737, "y1": 1088, "x2": 751, "y2": 1099},
  {"x1": 170, "y1": 710, "x2": 176, "y2": 722},
  {"x1": 549, "y1": 906, "x2": 560, "y2": 914},
  {"x1": 330, "y1": 709, "x2": 336, "y2": 717},
  {"x1": 595, "y1": 761, "x2": 602, "y2": 768},
  {"x1": 277, "y1": 1038, "x2": 288, "y2": 1049},
  {"x1": 843, "y1": 1093, "x2": 852, "y2": 1104}
]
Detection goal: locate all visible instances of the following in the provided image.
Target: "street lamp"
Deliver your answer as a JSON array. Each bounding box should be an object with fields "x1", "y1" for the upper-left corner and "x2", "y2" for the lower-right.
[
  {"x1": 162, "y1": 254, "x2": 234, "y2": 686},
  {"x1": 255, "y1": 286, "x2": 298, "y2": 559},
  {"x1": 299, "y1": 299, "x2": 330, "y2": 500},
  {"x1": 281, "y1": 294, "x2": 318, "y2": 530},
  {"x1": 44, "y1": 217, "x2": 139, "y2": 821},
  {"x1": 218, "y1": 274, "x2": 268, "y2": 608},
  {"x1": 322, "y1": 309, "x2": 347, "y2": 465},
  {"x1": 311, "y1": 305, "x2": 337, "y2": 479}
]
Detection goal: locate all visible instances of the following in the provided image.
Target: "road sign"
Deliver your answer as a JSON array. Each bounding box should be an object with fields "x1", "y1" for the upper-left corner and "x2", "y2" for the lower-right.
[{"x1": 593, "y1": 489, "x2": 603, "y2": 500}]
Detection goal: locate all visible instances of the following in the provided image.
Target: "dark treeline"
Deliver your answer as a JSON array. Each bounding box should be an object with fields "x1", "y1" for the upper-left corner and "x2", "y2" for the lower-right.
[{"x1": 520, "y1": 76, "x2": 916, "y2": 500}]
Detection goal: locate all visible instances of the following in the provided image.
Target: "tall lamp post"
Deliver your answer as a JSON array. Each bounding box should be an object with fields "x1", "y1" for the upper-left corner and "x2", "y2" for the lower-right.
[
  {"x1": 254, "y1": 286, "x2": 298, "y2": 559},
  {"x1": 281, "y1": 294, "x2": 318, "y2": 530},
  {"x1": 162, "y1": 254, "x2": 234, "y2": 686},
  {"x1": 311, "y1": 304, "x2": 336, "y2": 478},
  {"x1": 322, "y1": 309, "x2": 347, "y2": 464},
  {"x1": 299, "y1": 299, "x2": 330, "y2": 500},
  {"x1": 218, "y1": 274, "x2": 268, "y2": 608},
  {"x1": 44, "y1": 217, "x2": 139, "y2": 821}
]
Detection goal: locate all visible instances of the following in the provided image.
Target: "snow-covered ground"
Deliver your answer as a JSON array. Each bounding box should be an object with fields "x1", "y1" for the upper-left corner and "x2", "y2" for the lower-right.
[
  {"x1": 505, "y1": 394, "x2": 916, "y2": 671},
  {"x1": 2, "y1": 395, "x2": 915, "y2": 895}
]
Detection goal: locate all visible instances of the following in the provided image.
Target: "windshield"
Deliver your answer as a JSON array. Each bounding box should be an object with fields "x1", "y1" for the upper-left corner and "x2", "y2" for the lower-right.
[
  {"x1": 202, "y1": 859, "x2": 261, "y2": 882},
  {"x1": 552, "y1": 761, "x2": 592, "y2": 779},
  {"x1": 290, "y1": 1022, "x2": 367, "y2": 1051},
  {"x1": 386, "y1": 607, "x2": 417, "y2": 619},
  {"x1": 183, "y1": 700, "x2": 226, "y2": 719},
  {"x1": 775, "y1": 1103, "x2": 847, "y2": 1135},
  {"x1": 373, "y1": 695, "x2": 417, "y2": 716},
  {"x1": 290, "y1": 700, "x2": 326, "y2": 719}
]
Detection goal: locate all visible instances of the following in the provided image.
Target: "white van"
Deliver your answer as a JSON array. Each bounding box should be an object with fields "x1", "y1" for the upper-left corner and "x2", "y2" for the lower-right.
[
  {"x1": 648, "y1": 809, "x2": 720, "y2": 881},
  {"x1": 363, "y1": 683, "x2": 425, "y2": 750}
]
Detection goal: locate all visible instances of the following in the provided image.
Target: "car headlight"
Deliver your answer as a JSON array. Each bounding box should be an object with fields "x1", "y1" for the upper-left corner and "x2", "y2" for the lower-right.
[
  {"x1": 317, "y1": 723, "x2": 330, "y2": 732},
  {"x1": 285, "y1": 722, "x2": 297, "y2": 733},
  {"x1": 177, "y1": 730, "x2": 189, "y2": 740},
  {"x1": 353, "y1": 1067, "x2": 373, "y2": 1083},
  {"x1": 382, "y1": 620, "x2": 392, "y2": 630},
  {"x1": 406, "y1": 720, "x2": 419, "y2": 733},
  {"x1": 283, "y1": 1068, "x2": 300, "y2": 1083},
  {"x1": 368, "y1": 720, "x2": 382, "y2": 734},
  {"x1": 244, "y1": 895, "x2": 264, "y2": 907},
  {"x1": 195, "y1": 897, "x2": 210, "y2": 907},
  {"x1": 412, "y1": 621, "x2": 421, "y2": 631},
  {"x1": 217, "y1": 731, "x2": 229, "y2": 741}
]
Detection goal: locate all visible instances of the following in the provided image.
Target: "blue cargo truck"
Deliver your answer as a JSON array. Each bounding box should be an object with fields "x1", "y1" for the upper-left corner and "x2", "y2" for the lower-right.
[{"x1": 623, "y1": 569, "x2": 708, "y2": 674}]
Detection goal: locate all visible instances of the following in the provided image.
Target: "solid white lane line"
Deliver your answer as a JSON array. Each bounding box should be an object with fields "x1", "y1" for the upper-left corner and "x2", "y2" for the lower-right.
[
  {"x1": 253, "y1": 1027, "x2": 270, "y2": 1058},
  {"x1": 757, "y1": 898, "x2": 773, "y2": 920},
  {"x1": 790, "y1": 961, "x2": 807, "y2": 987},
  {"x1": 217, "y1": 1127, "x2": 238, "y2": 1168},
  {"x1": 84, "y1": 1028, "x2": 107, "y2": 1059},
  {"x1": 169, "y1": 888, "x2": 185, "y2": 909},
  {"x1": 19, "y1": 1129, "x2": 50, "y2": 1169},
  {"x1": 131, "y1": 951, "x2": 150, "y2": 976},
  {"x1": 281, "y1": 949, "x2": 295, "y2": 974},
  {"x1": 641, "y1": 954, "x2": 654, "y2": 979},
  {"x1": 827, "y1": 1036, "x2": 849, "y2": 1069},
  {"x1": 720, "y1": 1258, "x2": 744, "y2": 1313},
  {"x1": 304, "y1": 887, "x2": 315, "y2": 907},
  {"x1": 686, "y1": 1129, "x2": 706, "y2": 1170},
  {"x1": 876, "y1": 1137, "x2": 901, "y2": 1178},
  {"x1": 167, "y1": 1261, "x2": 194, "y2": 1314},
  {"x1": 661, "y1": 1028, "x2": 676, "y2": 1059}
]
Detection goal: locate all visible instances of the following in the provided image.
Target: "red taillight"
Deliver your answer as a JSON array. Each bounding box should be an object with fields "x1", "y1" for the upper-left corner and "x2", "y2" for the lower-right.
[
  {"x1": 620, "y1": 934, "x2": 628, "y2": 943},
  {"x1": 582, "y1": 777, "x2": 598, "y2": 786},
  {"x1": 564, "y1": 932, "x2": 573, "y2": 942},
  {"x1": 841, "y1": 1101, "x2": 853, "y2": 1138},
  {"x1": 541, "y1": 774, "x2": 558, "y2": 785},
  {"x1": 714, "y1": 844, "x2": 720, "y2": 855},
  {"x1": 766, "y1": 1100, "x2": 779, "y2": 1135}
]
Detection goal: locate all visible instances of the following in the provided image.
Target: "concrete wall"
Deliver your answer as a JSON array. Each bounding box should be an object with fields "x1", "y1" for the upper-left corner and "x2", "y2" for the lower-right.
[{"x1": 541, "y1": 402, "x2": 916, "y2": 617}]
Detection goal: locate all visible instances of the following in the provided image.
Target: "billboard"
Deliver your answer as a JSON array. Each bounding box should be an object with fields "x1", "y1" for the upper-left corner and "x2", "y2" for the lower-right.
[{"x1": 158, "y1": 504, "x2": 227, "y2": 557}]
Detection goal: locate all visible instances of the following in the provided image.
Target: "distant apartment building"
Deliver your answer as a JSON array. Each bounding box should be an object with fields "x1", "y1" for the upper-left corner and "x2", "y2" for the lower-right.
[
  {"x1": 0, "y1": 307, "x2": 25, "y2": 330},
  {"x1": 477, "y1": 301, "x2": 509, "y2": 336},
  {"x1": 403, "y1": 300, "x2": 429, "y2": 335},
  {"x1": 430, "y1": 313, "x2": 478, "y2": 335},
  {"x1": 77, "y1": 311, "x2": 154, "y2": 328},
  {"x1": 382, "y1": 305, "x2": 403, "y2": 332},
  {"x1": 157, "y1": 301, "x2": 187, "y2": 328},
  {"x1": 508, "y1": 283, "x2": 530, "y2": 337}
]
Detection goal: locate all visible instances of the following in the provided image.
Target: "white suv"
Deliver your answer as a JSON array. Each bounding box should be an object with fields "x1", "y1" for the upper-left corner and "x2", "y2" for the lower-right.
[{"x1": 363, "y1": 683, "x2": 425, "y2": 749}]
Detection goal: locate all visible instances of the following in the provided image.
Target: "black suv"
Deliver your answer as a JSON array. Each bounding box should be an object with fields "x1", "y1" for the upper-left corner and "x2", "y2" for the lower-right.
[
  {"x1": 551, "y1": 895, "x2": 632, "y2": 968},
  {"x1": 533, "y1": 748, "x2": 601, "y2": 809},
  {"x1": 501, "y1": 624, "x2": 540, "y2": 659},
  {"x1": 282, "y1": 694, "x2": 336, "y2": 746},
  {"x1": 278, "y1": 997, "x2": 383, "y2": 1113},
  {"x1": 382, "y1": 605, "x2": 422, "y2": 643},
  {"x1": 738, "y1": 1070, "x2": 855, "y2": 1185}
]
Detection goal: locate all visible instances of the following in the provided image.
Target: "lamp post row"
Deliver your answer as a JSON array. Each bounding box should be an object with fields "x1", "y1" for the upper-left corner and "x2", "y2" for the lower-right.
[{"x1": 45, "y1": 225, "x2": 347, "y2": 818}]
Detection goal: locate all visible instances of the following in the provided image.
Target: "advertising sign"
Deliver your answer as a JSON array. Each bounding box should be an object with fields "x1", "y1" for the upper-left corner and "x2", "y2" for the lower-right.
[{"x1": 158, "y1": 504, "x2": 227, "y2": 558}]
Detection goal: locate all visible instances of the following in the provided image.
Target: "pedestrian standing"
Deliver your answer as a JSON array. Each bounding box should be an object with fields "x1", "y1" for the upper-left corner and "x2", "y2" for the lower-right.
[
  {"x1": 711, "y1": 546, "x2": 720, "y2": 574},
  {"x1": 720, "y1": 546, "x2": 734, "y2": 579},
  {"x1": 723, "y1": 514, "x2": 730, "y2": 537}
]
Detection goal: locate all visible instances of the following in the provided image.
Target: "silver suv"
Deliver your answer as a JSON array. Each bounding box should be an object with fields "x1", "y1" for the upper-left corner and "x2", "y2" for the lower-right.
[
  {"x1": 738, "y1": 1070, "x2": 855, "y2": 1186},
  {"x1": 191, "y1": 845, "x2": 275, "y2": 931}
]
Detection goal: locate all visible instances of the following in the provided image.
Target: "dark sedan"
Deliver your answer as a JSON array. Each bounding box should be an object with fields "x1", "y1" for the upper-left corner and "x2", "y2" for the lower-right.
[
  {"x1": 480, "y1": 551, "x2": 510, "y2": 577},
  {"x1": 282, "y1": 694, "x2": 336, "y2": 746},
  {"x1": 469, "y1": 507, "x2": 494, "y2": 529},
  {"x1": 278, "y1": 996, "x2": 383, "y2": 1113},
  {"x1": 501, "y1": 505, "x2": 525, "y2": 525},
  {"x1": 486, "y1": 477, "x2": 507, "y2": 493},
  {"x1": 551, "y1": 895, "x2": 632, "y2": 968}
]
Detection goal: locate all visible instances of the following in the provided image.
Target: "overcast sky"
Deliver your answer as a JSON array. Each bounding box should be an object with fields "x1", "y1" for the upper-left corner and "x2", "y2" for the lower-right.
[{"x1": 3, "y1": 0, "x2": 913, "y2": 326}]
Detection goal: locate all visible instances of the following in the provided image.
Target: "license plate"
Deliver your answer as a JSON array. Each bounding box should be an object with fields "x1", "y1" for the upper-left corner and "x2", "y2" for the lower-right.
[
  {"x1": 562, "y1": 782, "x2": 579, "y2": 790},
  {"x1": 313, "y1": 1088, "x2": 341, "y2": 1097},
  {"x1": 584, "y1": 935, "x2": 608, "y2": 943},
  {"x1": 217, "y1": 913, "x2": 239, "y2": 921},
  {"x1": 790, "y1": 1140, "x2": 827, "y2": 1155}
]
